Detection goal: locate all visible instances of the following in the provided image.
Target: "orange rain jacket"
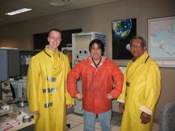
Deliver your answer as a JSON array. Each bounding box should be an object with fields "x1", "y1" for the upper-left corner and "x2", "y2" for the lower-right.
[{"x1": 67, "y1": 56, "x2": 124, "y2": 114}]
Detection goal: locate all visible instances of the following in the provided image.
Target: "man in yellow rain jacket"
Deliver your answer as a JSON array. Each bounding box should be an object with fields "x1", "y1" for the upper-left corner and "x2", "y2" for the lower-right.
[
  {"x1": 117, "y1": 36, "x2": 161, "y2": 131},
  {"x1": 27, "y1": 28, "x2": 74, "y2": 131}
]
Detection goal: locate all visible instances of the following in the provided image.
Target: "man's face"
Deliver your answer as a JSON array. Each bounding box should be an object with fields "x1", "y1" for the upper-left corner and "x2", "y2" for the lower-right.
[
  {"x1": 47, "y1": 30, "x2": 62, "y2": 51},
  {"x1": 130, "y1": 39, "x2": 147, "y2": 60},
  {"x1": 90, "y1": 43, "x2": 102, "y2": 61}
]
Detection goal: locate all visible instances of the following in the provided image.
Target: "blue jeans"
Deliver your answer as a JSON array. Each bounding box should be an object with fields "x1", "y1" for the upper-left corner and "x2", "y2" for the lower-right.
[{"x1": 83, "y1": 110, "x2": 111, "y2": 131}]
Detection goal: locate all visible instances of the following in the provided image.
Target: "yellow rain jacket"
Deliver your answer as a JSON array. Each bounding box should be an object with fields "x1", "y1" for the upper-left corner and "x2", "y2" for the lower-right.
[
  {"x1": 27, "y1": 46, "x2": 74, "y2": 131},
  {"x1": 118, "y1": 51, "x2": 161, "y2": 131}
]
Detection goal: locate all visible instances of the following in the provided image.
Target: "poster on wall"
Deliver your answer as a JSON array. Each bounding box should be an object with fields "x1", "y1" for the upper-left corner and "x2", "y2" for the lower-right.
[
  {"x1": 112, "y1": 18, "x2": 136, "y2": 59},
  {"x1": 148, "y1": 16, "x2": 175, "y2": 67}
]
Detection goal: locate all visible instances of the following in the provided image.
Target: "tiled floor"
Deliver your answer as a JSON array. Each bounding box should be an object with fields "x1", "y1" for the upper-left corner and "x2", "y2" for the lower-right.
[{"x1": 66, "y1": 112, "x2": 159, "y2": 131}]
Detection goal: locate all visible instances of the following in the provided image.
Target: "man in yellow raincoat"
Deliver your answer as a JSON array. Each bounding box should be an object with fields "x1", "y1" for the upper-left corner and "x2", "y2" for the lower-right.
[
  {"x1": 117, "y1": 36, "x2": 161, "y2": 131},
  {"x1": 27, "y1": 28, "x2": 74, "y2": 131}
]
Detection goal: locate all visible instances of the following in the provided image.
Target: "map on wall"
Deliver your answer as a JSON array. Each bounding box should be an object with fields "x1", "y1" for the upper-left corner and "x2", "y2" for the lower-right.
[{"x1": 148, "y1": 16, "x2": 175, "y2": 67}]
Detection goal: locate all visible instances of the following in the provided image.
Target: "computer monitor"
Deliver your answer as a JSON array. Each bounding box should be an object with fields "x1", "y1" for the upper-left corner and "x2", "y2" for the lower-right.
[
  {"x1": 0, "y1": 50, "x2": 8, "y2": 81},
  {"x1": 0, "y1": 48, "x2": 20, "y2": 101}
]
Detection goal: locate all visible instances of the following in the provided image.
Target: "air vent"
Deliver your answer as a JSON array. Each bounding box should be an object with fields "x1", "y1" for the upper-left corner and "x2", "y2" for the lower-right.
[{"x1": 49, "y1": 0, "x2": 69, "y2": 6}]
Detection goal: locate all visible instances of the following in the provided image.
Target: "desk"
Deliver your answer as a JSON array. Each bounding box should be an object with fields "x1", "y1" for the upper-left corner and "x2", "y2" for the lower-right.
[
  {"x1": 0, "y1": 103, "x2": 35, "y2": 131},
  {"x1": 8, "y1": 118, "x2": 35, "y2": 131}
]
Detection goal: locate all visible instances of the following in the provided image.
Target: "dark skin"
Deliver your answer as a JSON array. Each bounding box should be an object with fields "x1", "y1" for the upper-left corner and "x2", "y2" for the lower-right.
[
  {"x1": 119, "y1": 103, "x2": 151, "y2": 124},
  {"x1": 140, "y1": 112, "x2": 151, "y2": 124},
  {"x1": 119, "y1": 38, "x2": 151, "y2": 124}
]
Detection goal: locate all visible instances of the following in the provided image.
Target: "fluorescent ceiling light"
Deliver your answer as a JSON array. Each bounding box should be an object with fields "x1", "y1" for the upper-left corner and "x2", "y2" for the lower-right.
[{"x1": 5, "y1": 8, "x2": 32, "y2": 16}]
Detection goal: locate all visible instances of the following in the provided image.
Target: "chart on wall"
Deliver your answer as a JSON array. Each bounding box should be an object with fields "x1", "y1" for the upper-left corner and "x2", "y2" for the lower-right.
[
  {"x1": 112, "y1": 18, "x2": 136, "y2": 59},
  {"x1": 148, "y1": 16, "x2": 175, "y2": 67}
]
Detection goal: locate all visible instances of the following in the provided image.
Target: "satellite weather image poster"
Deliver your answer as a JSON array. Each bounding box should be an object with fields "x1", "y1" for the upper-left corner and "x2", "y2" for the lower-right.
[{"x1": 112, "y1": 18, "x2": 136, "y2": 59}]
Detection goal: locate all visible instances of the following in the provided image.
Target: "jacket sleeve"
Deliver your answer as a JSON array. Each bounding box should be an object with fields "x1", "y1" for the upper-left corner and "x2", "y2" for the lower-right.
[
  {"x1": 64, "y1": 55, "x2": 75, "y2": 105},
  {"x1": 117, "y1": 63, "x2": 130, "y2": 103},
  {"x1": 140, "y1": 63, "x2": 161, "y2": 115},
  {"x1": 67, "y1": 62, "x2": 82, "y2": 98},
  {"x1": 26, "y1": 57, "x2": 40, "y2": 112},
  {"x1": 110, "y1": 62, "x2": 124, "y2": 99},
  {"x1": 117, "y1": 72, "x2": 127, "y2": 103}
]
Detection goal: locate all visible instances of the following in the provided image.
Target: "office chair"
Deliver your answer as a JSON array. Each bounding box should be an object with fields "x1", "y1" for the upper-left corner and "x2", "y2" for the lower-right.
[{"x1": 159, "y1": 102, "x2": 175, "y2": 131}]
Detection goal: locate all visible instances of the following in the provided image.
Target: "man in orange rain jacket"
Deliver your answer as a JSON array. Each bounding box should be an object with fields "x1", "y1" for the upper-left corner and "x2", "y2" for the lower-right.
[{"x1": 67, "y1": 39, "x2": 124, "y2": 131}]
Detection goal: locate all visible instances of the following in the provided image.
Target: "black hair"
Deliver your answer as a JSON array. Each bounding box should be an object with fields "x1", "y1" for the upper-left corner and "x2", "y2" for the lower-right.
[{"x1": 89, "y1": 39, "x2": 105, "y2": 55}]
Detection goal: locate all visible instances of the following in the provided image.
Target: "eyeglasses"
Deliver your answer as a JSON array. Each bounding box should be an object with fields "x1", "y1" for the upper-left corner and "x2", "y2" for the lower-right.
[{"x1": 130, "y1": 43, "x2": 143, "y2": 49}]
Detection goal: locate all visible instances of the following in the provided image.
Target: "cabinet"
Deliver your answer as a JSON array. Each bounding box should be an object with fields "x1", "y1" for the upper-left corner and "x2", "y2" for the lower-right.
[
  {"x1": 72, "y1": 32, "x2": 107, "y2": 67},
  {"x1": 20, "y1": 50, "x2": 40, "y2": 76},
  {"x1": 61, "y1": 44, "x2": 72, "y2": 68}
]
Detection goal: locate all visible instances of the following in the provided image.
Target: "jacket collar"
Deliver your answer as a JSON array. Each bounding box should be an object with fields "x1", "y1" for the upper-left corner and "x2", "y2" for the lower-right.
[
  {"x1": 88, "y1": 56, "x2": 107, "y2": 63},
  {"x1": 44, "y1": 45, "x2": 59, "y2": 57},
  {"x1": 132, "y1": 51, "x2": 149, "y2": 64}
]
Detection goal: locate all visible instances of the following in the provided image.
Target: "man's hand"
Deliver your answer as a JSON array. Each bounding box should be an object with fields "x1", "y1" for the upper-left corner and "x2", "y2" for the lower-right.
[
  {"x1": 119, "y1": 103, "x2": 125, "y2": 113},
  {"x1": 67, "y1": 104, "x2": 74, "y2": 108},
  {"x1": 33, "y1": 110, "x2": 40, "y2": 115},
  {"x1": 140, "y1": 112, "x2": 151, "y2": 124},
  {"x1": 75, "y1": 93, "x2": 83, "y2": 100},
  {"x1": 106, "y1": 93, "x2": 114, "y2": 100}
]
